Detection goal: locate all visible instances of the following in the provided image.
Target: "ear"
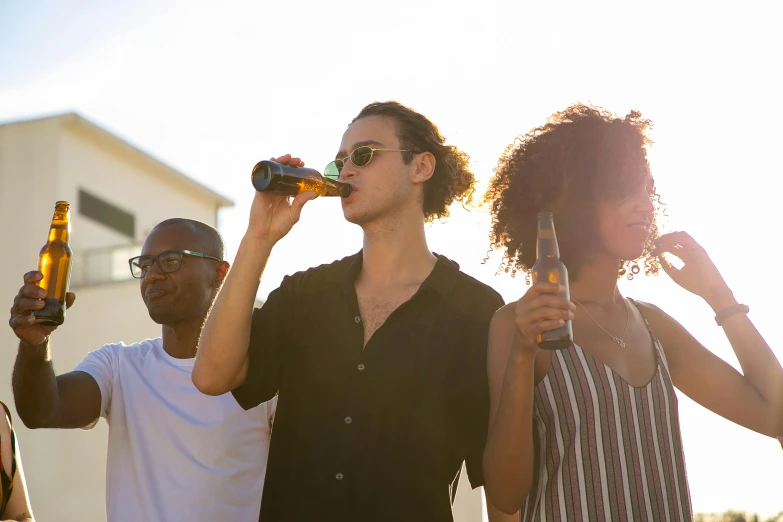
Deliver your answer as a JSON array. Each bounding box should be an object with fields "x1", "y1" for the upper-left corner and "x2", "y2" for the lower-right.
[
  {"x1": 410, "y1": 151, "x2": 436, "y2": 185},
  {"x1": 214, "y1": 261, "x2": 230, "y2": 287}
]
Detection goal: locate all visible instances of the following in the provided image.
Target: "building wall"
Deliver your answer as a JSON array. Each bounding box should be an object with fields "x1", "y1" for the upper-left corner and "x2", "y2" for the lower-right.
[
  {"x1": 0, "y1": 116, "x2": 224, "y2": 522},
  {"x1": 58, "y1": 122, "x2": 219, "y2": 247}
]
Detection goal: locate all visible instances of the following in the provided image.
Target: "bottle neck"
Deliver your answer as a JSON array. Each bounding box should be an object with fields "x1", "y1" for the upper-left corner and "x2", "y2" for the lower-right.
[
  {"x1": 324, "y1": 178, "x2": 352, "y2": 198},
  {"x1": 48, "y1": 209, "x2": 70, "y2": 243},
  {"x1": 536, "y1": 215, "x2": 560, "y2": 259}
]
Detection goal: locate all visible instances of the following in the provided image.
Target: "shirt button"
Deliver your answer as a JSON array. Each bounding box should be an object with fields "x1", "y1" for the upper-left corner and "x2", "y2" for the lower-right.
[
  {"x1": 357, "y1": 363, "x2": 365, "y2": 372},
  {"x1": 344, "y1": 416, "x2": 352, "y2": 424},
  {"x1": 335, "y1": 472, "x2": 344, "y2": 480},
  {"x1": 354, "y1": 315, "x2": 361, "y2": 323}
]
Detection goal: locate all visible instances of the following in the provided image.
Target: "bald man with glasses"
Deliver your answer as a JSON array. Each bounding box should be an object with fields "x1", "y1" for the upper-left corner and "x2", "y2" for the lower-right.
[{"x1": 9, "y1": 218, "x2": 276, "y2": 522}]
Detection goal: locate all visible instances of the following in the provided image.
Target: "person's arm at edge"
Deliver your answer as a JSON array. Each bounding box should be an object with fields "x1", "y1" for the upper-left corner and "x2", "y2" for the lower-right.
[{"x1": 1, "y1": 408, "x2": 34, "y2": 521}]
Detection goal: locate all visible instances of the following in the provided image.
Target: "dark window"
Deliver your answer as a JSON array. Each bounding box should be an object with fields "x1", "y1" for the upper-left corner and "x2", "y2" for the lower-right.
[{"x1": 78, "y1": 189, "x2": 135, "y2": 238}]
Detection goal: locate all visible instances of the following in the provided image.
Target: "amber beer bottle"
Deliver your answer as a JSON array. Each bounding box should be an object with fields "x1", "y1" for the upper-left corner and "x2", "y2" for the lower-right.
[
  {"x1": 33, "y1": 201, "x2": 73, "y2": 326},
  {"x1": 251, "y1": 160, "x2": 352, "y2": 198},
  {"x1": 531, "y1": 211, "x2": 573, "y2": 350}
]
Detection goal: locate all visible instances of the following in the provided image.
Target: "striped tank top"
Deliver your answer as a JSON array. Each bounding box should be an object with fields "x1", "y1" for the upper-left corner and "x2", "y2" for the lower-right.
[{"x1": 520, "y1": 301, "x2": 693, "y2": 521}]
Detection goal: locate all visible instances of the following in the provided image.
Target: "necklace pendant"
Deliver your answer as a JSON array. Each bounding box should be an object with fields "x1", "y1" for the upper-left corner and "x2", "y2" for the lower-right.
[{"x1": 615, "y1": 338, "x2": 626, "y2": 348}]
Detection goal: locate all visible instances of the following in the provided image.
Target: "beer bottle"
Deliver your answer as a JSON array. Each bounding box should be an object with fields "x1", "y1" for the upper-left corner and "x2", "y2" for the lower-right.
[
  {"x1": 251, "y1": 160, "x2": 352, "y2": 198},
  {"x1": 33, "y1": 201, "x2": 73, "y2": 326},
  {"x1": 531, "y1": 211, "x2": 573, "y2": 350}
]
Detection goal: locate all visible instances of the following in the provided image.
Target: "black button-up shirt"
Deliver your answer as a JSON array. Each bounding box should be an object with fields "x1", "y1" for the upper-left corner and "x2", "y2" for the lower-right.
[{"x1": 232, "y1": 252, "x2": 504, "y2": 522}]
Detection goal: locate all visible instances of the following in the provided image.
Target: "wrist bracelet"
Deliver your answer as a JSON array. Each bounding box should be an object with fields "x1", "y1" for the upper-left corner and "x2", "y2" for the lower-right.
[{"x1": 714, "y1": 303, "x2": 749, "y2": 326}]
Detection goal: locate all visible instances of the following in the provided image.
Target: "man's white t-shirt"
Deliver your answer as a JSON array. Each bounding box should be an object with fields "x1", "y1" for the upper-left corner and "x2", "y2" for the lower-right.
[{"x1": 74, "y1": 337, "x2": 274, "y2": 522}]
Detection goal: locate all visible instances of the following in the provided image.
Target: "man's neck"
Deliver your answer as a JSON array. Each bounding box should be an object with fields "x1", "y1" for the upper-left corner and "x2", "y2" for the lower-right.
[
  {"x1": 359, "y1": 210, "x2": 437, "y2": 289},
  {"x1": 161, "y1": 320, "x2": 203, "y2": 359}
]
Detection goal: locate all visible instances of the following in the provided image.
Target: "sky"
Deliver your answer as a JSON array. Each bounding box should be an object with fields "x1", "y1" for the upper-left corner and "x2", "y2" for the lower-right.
[{"x1": 1, "y1": 0, "x2": 782, "y2": 518}]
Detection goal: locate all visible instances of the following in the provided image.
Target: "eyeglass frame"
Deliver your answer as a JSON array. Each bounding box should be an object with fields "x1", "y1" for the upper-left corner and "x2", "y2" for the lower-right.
[
  {"x1": 128, "y1": 249, "x2": 222, "y2": 279},
  {"x1": 324, "y1": 146, "x2": 416, "y2": 180}
]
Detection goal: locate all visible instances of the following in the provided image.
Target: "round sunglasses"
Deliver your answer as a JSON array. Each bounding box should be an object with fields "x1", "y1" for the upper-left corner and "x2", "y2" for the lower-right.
[{"x1": 324, "y1": 146, "x2": 414, "y2": 180}]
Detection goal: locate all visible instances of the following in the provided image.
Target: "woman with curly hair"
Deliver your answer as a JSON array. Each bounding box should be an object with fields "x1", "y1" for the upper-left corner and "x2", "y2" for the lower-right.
[{"x1": 482, "y1": 104, "x2": 783, "y2": 521}]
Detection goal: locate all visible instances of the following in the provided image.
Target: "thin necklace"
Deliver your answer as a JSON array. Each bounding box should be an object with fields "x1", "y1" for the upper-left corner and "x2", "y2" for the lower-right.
[{"x1": 573, "y1": 298, "x2": 630, "y2": 348}]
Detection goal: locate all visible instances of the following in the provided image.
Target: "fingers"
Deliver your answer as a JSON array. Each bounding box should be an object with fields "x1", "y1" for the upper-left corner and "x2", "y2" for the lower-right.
[
  {"x1": 515, "y1": 301, "x2": 573, "y2": 327},
  {"x1": 514, "y1": 312, "x2": 569, "y2": 344},
  {"x1": 270, "y1": 154, "x2": 306, "y2": 167},
  {"x1": 10, "y1": 276, "x2": 68, "y2": 343},
  {"x1": 520, "y1": 282, "x2": 567, "y2": 302},
  {"x1": 12, "y1": 283, "x2": 47, "y2": 316},
  {"x1": 514, "y1": 283, "x2": 574, "y2": 343},
  {"x1": 252, "y1": 188, "x2": 287, "y2": 206},
  {"x1": 531, "y1": 319, "x2": 570, "y2": 334},
  {"x1": 9, "y1": 315, "x2": 36, "y2": 330},
  {"x1": 250, "y1": 190, "x2": 290, "y2": 219},
  {"x1": 23, "y1": 271, "x2": 43, "y2": 284},
  {"x1": 13, "y1": 297, "x2": 45, "y2": 313},
  {"x1": 656, "y1": 232, "x2": 706, "y2": 264},
  {"x1": 10, "y1": 297, "x2": 45, "y2": 332},
  {"x1": 289, "y1": 191, "x2": 316, "y2": 221},
  {"x1": 19, "y1": 283, "x2": 46, "y2": 299},
  {"x1": 655, "y1": 231, "x2": 702, "y2": 251},
  {"x1": 9, "y1": 284, "x2": 42, "y2": 332},
  {"x1": 654, "y1": 244, "x2": 684, "y2": 257},
  {"x1": 658, "y1": 255, "x2": 680, "y2": 278},
  {"x1": 519, "y1": 283, "x2": 574, "y2": 314}
]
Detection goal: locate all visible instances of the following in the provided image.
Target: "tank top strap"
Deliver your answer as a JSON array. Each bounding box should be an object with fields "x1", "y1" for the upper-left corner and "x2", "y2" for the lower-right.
[
  {"x1": 627, "y1": 297, "x2": 671, "y2": 374},
  {"x1": 0, "y1": 402, "x2": 11, "y2": 425},
  {"x1": 0, "y1": 400, "x2": 16, "y2": 495}
]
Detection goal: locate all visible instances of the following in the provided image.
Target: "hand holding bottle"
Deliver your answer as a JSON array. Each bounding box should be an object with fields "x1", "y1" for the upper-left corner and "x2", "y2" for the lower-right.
[
  {"x1": 246, "y1": 154, "x2": 317, "y2": 243},
  {"x1": 513, "y1": 282, "x2": 574, "y2": 357},
  {"x1": 9, "y1": 271, "x2": 76, "y2": 346},
  {"x1": 655, "y1": 231, "x2": 734, "y2": 310}
]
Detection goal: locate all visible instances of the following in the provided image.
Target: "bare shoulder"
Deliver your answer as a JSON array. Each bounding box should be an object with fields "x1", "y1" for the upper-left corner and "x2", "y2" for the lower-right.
[
  {"x1": 492, "y1": 302, "x2": 517, "y2": 325},
  {"x1": 487, "y1": 303, "x2": 552, "y2": 383},
  {"x1": 488, "y1": 303, "x2": 518, "y2": 341},
  {"x1": 631, "y1": 299, "x2": 694, "y2": 366},
  {"x1": 632, "y1": 299, "x2": 682, "y2": 333},
  {"x1": 487, "y1": 304, "x2": 517, "y2": 359}
]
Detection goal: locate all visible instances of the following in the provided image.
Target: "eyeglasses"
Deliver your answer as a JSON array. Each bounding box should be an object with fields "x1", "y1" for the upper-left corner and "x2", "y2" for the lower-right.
[
  {"x1": 128, "y1": 249, "x2": 222, "y2": 279},
  {"x1": 324, "y1": 146, "x2": 414, "y2": 180}
]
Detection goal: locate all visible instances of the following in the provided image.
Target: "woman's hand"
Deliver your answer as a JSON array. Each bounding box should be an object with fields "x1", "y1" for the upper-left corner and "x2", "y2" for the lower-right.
[{"x1": 655, "y1": 231, "x2": 735, "y2": 310}]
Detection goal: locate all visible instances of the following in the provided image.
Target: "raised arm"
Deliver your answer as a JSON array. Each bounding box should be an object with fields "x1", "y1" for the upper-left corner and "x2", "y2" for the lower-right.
[
  {"x1": 653, "y1": 231, "x2": 783, "y2": 437},
  {"x1": 9, "y1": 272, "x2": 101, "y2": 430},
  {"x1": 643, "y1": 300, "x2": 783, "y2": 437},
  {"x1": 192, "y1": 155, "x2": 314, "y2": 396},
  {"x1": 483, "y1": 283, "x2": 574, "y2": 514},
  {"x1": 12, "y1": 341, "x2": 101, "y2": 430}
]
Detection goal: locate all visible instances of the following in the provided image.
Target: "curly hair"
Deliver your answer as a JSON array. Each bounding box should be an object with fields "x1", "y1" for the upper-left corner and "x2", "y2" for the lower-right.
[
  {"x1": 353, "y1": 101, "x2": 475, "y2": 222},
  {"x1": 484, "y1": 103, "x2": 664, "y2": 281}
]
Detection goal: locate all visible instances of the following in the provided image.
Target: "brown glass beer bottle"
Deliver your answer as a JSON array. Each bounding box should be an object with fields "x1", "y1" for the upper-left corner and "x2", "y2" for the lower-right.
[
  {"x1": 33, "y1": 201, "x2": 73, "y2": 326},
  {"x1": 251, "y1": 160, "x2": 352, "y2": 198},
  {"x1": 532, "y1": 211, "x2": 573, "y2": 350}
]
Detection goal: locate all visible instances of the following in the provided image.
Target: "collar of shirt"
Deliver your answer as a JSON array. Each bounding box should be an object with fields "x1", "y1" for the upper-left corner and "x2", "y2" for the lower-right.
[{"x1": 327, "y1": 250, "x2": 460, "y2": 302}]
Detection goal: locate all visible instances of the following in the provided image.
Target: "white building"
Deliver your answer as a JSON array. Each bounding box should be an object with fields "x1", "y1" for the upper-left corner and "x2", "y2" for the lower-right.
[
  {"x1": 0, "y1": 112, "x2": 485, "y2": 522},
  {"x1": 0, "y1": 113, "x2": 233, "y2": 521}
]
